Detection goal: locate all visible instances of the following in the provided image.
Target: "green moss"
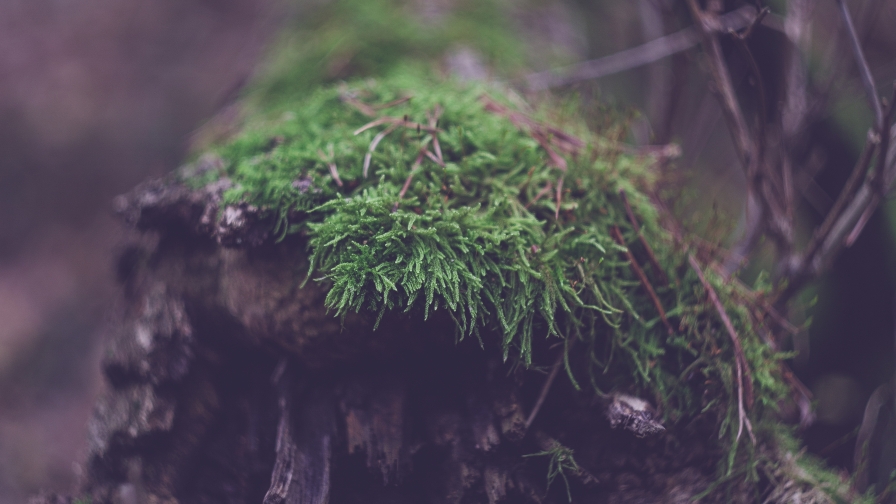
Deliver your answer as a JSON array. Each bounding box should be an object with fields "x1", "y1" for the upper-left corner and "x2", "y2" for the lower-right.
[{"x1": 182, "y1": 71, "x2": 850, "y2": 499}]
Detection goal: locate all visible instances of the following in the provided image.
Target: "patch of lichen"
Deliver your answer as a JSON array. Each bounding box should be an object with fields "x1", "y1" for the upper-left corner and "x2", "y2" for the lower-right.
[{"x1": 180, "y1": 71, "x2": 857, "y2": 500}]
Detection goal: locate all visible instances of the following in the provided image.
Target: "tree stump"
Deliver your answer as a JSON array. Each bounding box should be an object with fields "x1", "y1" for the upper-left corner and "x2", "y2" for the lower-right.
[
  {"x1": 32, "y1": 75, "x2": 859, "y2": 504},
  {"x1": 76, "y1": 176, "x2": 720, "y2": 504}
]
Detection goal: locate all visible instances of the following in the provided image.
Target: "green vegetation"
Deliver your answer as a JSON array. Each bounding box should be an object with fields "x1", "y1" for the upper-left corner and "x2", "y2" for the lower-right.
[
  {"x1": 523, "y1": 441, "x2": 580, "y2": 502},
  {"x1": 190, "y1": 70, "x2": 788, "y2": 477},
  {"x1": 177, "y1": 0, "x2": 864, "y2": 489},
  {"x1": 256, "y1": 0, "x2": 526, "y2": 104}
]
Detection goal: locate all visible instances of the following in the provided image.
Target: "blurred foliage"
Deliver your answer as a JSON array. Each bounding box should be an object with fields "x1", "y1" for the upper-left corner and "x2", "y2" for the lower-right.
[{"x1": 253, "y1": 0, "x2": 526, "y2": 105}]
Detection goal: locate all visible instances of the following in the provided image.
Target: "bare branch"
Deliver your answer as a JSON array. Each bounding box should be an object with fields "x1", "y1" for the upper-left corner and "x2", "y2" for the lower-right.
[
  {"x1": 802, "y1": 132, "x2": 876, "y2": 263},
  {"x1": 685, "y1": 0, "x2": 756, "y2": 172},
  {"x1": 836, "y1": 0, "x2": 883, "y2": 130},
  {"x1": 779, "y1": 85, "x2": 896, "y2": 303},
  {"x1": 524, "y1": 5, "x2": 783, "y2": 91}
]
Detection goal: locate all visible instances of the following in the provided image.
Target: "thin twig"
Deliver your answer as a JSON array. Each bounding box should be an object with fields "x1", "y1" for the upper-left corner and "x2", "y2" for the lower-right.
[
  {"x1": 779, "y1": 0, "x2": 813, "y2": 255},
  {"x1": 525, "y1": 182, "x2": 553, "y2": 209},
  {"x1": 687, "y1": 1, "x2": 780, "y2": 276},
  {"x1": 554, "y1": 176, "x2": 564, "y2": 220},
  {"x1": 620, "y1": 190, "x2": 669, "y2": 286},
  {"x1": 611, "y1": 226, "x2": 674, "y2": 336},
  {"x1": 375, "y1": 96, "x2": 412, "y2": 110},
  {"x1": 780, "y1": 95, "x2": 896, "y2": 302},
  {"x1": 836, "y1": 0, "x2": 883, "y2": 131},
  {"x1": 523, "y1": 5, "x2": 782, "y2": 91},
  {"x1": 800, "y1": 132, "x2": 876, "y2": 267},
  {"x1": 423, "y1": 149, "x2": 445, "y2": 167},
  {"x1": 480, "y1": 96, "x2": 585, "y2": 154},
  {"x1": 845, "y1": 85, "x2": 896, "y2": 245},
  {"x1": 685, "y1": 0, "x2": 756, "y2": 175},
  {"x1": 393, "y1": 138, "x2": 433, "y2": 211},
  {"x1": 341, "y1": 94, "x2": 412, "y2": 117},
  {"x1": 318, "y1": 145, "x2": 343, "y2": 187},
  {"x1": 341, "y1": 94, "x2": 377, "y2": 117},
  {"x1": 734, "y1": 6, "x2": 769, "y2": 40},
  {"x1": 731, "y1": 18, "x2": 769, "y2": 187},
  {"x1": 525, "y1": 349, "x2": 565, "y2": 432},
  {"x1": 362, "y1": 123, "x2": 399, "y2": 178},
  {"x1": 781, "y1": 364, "x2": 815, "y2": 428},
  {"x1": 354, "y1": 117, "x2": 392, "y2": 135},
  {"x1": 354, "y1": 116, "x2": 440, "y2": 136},
  {"x1": 688, "y1": 254, "x2": 755, "y2": 444},
  {"x1": 427, "y1": 105, "x2": 444, "y2": 165}
]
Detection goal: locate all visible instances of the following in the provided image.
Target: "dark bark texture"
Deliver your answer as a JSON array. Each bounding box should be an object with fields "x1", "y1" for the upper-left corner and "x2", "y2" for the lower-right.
[{"x1": 40, "y1": 176, "x2": 743, "y2": 503}]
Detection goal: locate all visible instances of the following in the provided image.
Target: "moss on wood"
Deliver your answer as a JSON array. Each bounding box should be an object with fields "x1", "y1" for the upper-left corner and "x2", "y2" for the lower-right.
[{"x1": 168, "y1": 70, "x2": 866, "y2": 501}]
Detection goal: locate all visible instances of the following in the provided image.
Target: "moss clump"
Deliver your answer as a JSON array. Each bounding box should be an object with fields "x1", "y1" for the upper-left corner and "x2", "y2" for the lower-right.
[{"x1": 183, "y1": 71, "x2": 856, "y2": 499}]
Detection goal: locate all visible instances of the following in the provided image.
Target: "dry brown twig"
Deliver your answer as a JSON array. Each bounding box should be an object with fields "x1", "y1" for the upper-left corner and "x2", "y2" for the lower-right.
[
  {"x1": 611, "y1": 226, "x2": 674, "y2": 336},
  {"x1": 480, "y1": 95, "x2": 582, "y2": 219},
  {"x1": 355, "y1": 109, "x2": 444, "y2": 179},
  {"x1": 317, "y1": 144, "x2": 343, "y2": 187},
  {"x1": 479, "y1": 96, "x2": 584, "y2": 155},
  {"x1": 394, "y1": 137, "x2": 434, "y2": 211},
  {"x1": 427, "y1": 105, "x2": 444, "y2": 165},
  {"x1": 361, "y1": 123, "x2": 399, "y2": 178},
  {"x1": 619, "y1": 189, "x2": 669, "y2": 286},
  {"x1": 525, "y1": 182, "x2": 553, "y2": 209},
  {"x1": 341, "y1": 93, "x2": 412, "y2": 117},
  {"x1": 688, "y1": 254, "x2": 755, "y2": 444},
  {"x1": 525, "y1": 349, "x2": 565, "y2": 432},
  {"x1": 354, "y1": 116, "x2": 440, "y2": 136}
]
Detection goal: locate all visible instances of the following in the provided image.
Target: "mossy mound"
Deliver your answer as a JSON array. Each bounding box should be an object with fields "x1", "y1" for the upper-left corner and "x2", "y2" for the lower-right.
[{"x1": 175, "y1": 72, "x2": 861, "y2": 502}]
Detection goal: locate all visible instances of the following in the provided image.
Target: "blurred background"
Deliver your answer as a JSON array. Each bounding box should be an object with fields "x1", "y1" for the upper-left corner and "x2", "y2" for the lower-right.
[{"x1": 1, "y1": 0, "x2": 895, "y2": 501}]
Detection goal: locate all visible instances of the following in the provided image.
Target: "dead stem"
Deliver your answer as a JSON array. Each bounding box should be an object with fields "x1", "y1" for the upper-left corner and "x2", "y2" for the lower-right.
[
  {"x1": 688, "y1": 254, "x2": 755, "y2": 444},
  {"x1": 845, "y1": 85, "x2": 896, "y2": 246},
  {"x1": 423, "y1": 149, "x2": 445, "y2": 167},
  {"x1": 479, "y1": 95, "x2": 584, "y2": 154},
  {"x1": 362, "y1": 124, "x2": 399, "y2": 178},
  {"x1": 525, "y1": 182, "x2": 553, "y2": 209},
  {"x1": 393, "y1": 139, "x2": 433, "y2": 211},
  {"x1": 355, "y1": 117, "x2": 393, "y2": 135},
  {"x1": 375, "y1": 96, "x2": 412, "y2": 110},
  {"x1": 427, "y1": 105, "x2": 444, "y2": 165},
  {"x1": 611, "y1": 226, "x2": 674, "y2": 336},
  {"x1": 317, "y1": 145, "x2": 343, "y2": 187},
  {"x1": 524, "y1": 349, "x2": 565, "y2": 432},
  {"x1": 355, "y1": 116, "x2": 440, "y2": 136},
  {"x1": 341, "y1": 94, "x2": 377, "y2": 117},
  {"x1": 554, "y1": 176, "x2": 564, "y2": 220},
  {"x1": 619, "y1": 190, "x2": 669, "y2": 286},
  {"x1": 341, "y1": 94, "x2": 412, "y2": 117},
  {"x1": 836, "y1": 0, "x2": 883, "y2": 131}
]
